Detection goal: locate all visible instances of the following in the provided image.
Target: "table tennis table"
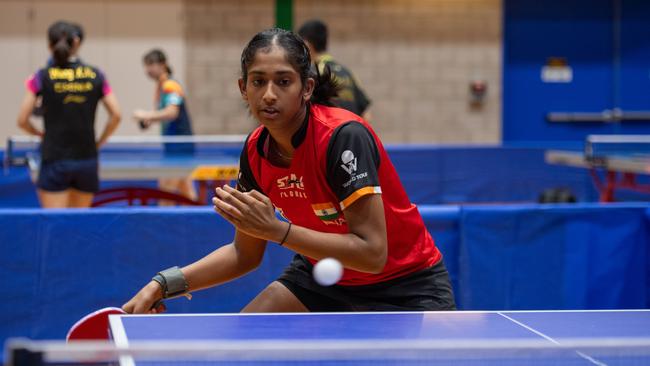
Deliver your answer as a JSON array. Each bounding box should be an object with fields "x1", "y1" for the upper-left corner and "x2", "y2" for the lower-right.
[
  {"x1": 5, "y1": 135, "x2": 243, "y2": 206},
  {"x1": 545, "y1": 135, "x2": 650, "y2": 202},
  {"x1": 6, "y1": 310, "x2": 650, "y2": 365},
  {"x1": 103, "y1": 310, "x2": 650, "y2": 365}
]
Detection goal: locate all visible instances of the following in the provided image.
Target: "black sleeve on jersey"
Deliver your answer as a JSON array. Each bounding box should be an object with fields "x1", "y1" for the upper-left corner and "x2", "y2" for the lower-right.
[
  {"x1": 97, "y1": 70, "x2": 108, "y2": 98},
  {"x1": 353, "y1": 81, "x2": 371, "y2": 115},
  {"x1": 35, "y1": 70, "x2": 45, "y2": 97},
  {"x1": 326, "y1": 122, "x2": 381, "y2": 203},
  {"x1": 236, "y1": 134, "x2": 264, "y2": 194}
]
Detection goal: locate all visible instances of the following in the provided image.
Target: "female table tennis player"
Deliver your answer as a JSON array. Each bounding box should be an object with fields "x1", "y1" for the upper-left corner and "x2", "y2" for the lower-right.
[{"x1": 123, "y1": 28, "x2": 455, "y2": 313}]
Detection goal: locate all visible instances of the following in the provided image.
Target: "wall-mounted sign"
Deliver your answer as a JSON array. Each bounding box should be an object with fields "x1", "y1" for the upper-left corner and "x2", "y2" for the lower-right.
[{"x1": 541, "y1": 57, "x2": 573, "y2": 83}]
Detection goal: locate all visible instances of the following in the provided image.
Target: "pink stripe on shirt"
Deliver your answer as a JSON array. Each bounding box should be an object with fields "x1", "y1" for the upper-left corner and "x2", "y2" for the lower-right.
[
  {"x1": 25, "y1": 73, "x2": 41, "y2": 94},
  {"x1": 102, "y1": 79, "x2": 112, "y2": 96}
]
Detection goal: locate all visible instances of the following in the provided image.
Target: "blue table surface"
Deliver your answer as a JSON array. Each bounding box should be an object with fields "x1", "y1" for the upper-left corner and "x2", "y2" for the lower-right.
[
  {"x1": 107, "y1": 311, "x2": 650, "y2": 365},
  {"x1": 111, "y1": 310, "x2": 650, "y2": 342}
]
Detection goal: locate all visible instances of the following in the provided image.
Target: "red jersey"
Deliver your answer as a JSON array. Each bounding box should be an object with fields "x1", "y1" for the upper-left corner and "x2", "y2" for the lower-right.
[{"x1": 237, "y1": 104, "x2": 441, "y2": 285}]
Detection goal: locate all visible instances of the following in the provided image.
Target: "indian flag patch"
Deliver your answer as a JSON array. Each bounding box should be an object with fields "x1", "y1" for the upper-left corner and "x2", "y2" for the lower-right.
[{"x1": 312, "y1": 203, "x2": 339, "y2": 221}]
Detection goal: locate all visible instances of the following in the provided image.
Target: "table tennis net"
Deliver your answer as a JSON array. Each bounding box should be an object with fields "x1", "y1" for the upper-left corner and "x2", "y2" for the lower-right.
[{"x1": 6, "y1": 338, "x2": 650, "y2": 366}]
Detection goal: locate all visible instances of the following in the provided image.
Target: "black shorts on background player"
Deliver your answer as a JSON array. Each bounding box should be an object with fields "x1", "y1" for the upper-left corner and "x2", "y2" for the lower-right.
[{"x1": 37, "y1": 158, "x2": 99, "y2": 193}]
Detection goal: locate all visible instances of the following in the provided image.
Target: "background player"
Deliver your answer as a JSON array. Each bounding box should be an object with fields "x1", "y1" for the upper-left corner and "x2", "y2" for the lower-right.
[
  {"x1": 133, "y1": 49, "x2": 196, "y2": 203},
  {"x1": 16, "y1": 21, "x2": 121, "y2": 208}
]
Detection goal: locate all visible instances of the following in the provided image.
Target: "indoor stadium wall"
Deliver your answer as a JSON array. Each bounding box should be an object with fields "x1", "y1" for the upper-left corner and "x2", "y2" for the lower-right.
[
  {"x1": 1, "y1": 0, "x2": 502, "y2": 146},
  {"x1": 183, "y1": 0, "x2": 503, "y2": 143},
  {"x1": 503, "y1": 0, "x2": 650, "y2": 141}
]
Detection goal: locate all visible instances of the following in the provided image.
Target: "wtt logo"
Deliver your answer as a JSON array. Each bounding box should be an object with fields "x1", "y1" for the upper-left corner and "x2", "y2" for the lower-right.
[{"x1": 340, "y1": 150, "x2": 357, "y2": 175}]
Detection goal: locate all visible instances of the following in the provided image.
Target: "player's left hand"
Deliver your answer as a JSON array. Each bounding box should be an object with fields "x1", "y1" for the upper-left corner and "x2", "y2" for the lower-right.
[{"x1": 212, "y1": 185, "x2": 286, "y2": 242}]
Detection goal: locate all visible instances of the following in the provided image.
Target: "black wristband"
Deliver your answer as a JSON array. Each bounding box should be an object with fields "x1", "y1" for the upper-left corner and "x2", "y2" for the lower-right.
[{"x1": 279, "y1": 222, "x2": 292, "y2": 246}]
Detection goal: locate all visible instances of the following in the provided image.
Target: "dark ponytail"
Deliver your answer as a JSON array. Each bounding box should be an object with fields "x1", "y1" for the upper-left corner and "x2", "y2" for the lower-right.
[
  {"x1": 143, "y1": 49, "x2": 173, "y2": 75},
  {"x1": 240, "y1": 28, "x2": 340, "y2": 106},
  {"x1": 310, "y1": 62, "x2": 339, "y2": 107},
  {"x1": 48, "y1": 21, "x2": 74, "y2": 67}
]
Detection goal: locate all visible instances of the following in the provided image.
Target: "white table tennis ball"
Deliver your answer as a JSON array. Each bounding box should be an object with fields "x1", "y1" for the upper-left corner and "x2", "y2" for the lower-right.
[{"x1": 313, "y1": 258, "x2": 343, "y2": 286}]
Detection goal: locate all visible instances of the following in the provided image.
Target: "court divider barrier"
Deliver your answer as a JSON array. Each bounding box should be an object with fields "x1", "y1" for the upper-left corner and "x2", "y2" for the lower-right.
[{"x1": 1, "y1": 203, "x2": 649, "y2": 348}]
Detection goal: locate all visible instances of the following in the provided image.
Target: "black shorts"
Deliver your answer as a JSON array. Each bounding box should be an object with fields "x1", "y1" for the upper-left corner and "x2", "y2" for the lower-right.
[
  {"x1": 37, "y1": 158, "x2": 99, "y2": 193},
  {"x1": 277, "y1": 255, "x2": 456, "y2": 312}
]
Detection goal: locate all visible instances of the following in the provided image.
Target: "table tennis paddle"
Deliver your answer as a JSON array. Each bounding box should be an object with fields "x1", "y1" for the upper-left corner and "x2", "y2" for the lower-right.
[
  {"x1": 138, "y1": 120, "x2": 148, "y2": 130},
  {"x1": 66, "y1": 307, "x2": 126, "y2": 341}
]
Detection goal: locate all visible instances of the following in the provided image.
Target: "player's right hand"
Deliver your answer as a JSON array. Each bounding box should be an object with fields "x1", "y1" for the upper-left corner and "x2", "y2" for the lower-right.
[{"x1": 122, "y1": 281, "x2": 166, "y2": 314}]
